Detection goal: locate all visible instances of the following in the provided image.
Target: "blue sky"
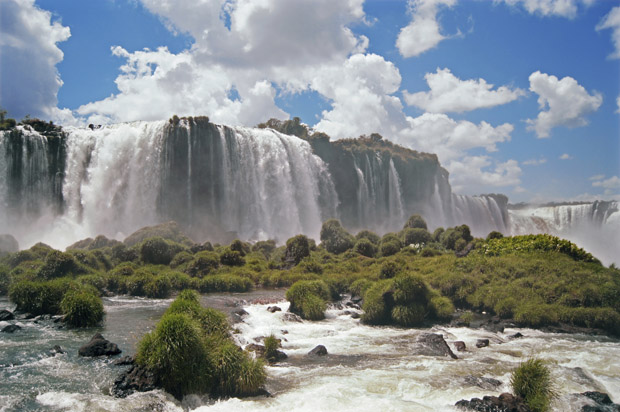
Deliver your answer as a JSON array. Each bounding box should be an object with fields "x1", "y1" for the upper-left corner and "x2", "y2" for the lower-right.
[{"x1": 1, "y1": 0, "x2": 619, "y2": 202}]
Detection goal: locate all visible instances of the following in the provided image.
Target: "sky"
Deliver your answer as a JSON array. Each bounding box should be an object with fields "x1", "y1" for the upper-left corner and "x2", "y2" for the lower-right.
[{"x1": 0, "y1": 0, "x2": 619, "y2": 203}]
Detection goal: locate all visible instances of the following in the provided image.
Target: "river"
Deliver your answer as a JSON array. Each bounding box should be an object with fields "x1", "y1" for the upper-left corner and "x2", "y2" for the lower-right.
[{"x1": 1, "y1": 291, "x2": 618, "y2": 411}]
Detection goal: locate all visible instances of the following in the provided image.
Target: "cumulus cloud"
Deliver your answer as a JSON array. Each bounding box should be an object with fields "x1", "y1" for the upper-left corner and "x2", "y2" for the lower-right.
[
  {"x1": 592, "y1": 175, "x2": 620, "y2": 189},
  {"x1": 596, "y1": 6, "x2": 620, "y2": 59},
  {"x1": 559, "y1": 153, "x2": 573, "y2": 160},
  {"x1": 497, "y1": 0, "x2": 594, "y2": 18},
  {"x1": 523, "y1": 157, "x2": 547, "y2": 165},
  {"x1": 446, "y1": 157, "x2": 521, "y2": 192},
  {"x1": 617, "y1": 96, "x2": 620, "y2": 113},
  {"x1": 526, "y1": 71, "x2": 602, "y2": 138},
  {"x1": 0, "y1": 0, "x2": 70, "y2": 120},
  {"x1": 396, "y1": 0, "x2": 456, "y2": 58},
  {"x1": 403, "y1": 68, "x2": 525, "y2": 113},
  {"x1": 75, "y1": 0, "x2": 369, "y2": 125}
]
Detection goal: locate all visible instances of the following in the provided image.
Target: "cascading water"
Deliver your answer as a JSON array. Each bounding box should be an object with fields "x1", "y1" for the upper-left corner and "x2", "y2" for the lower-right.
[{"x1": 0, "y1": 119, "x2": 617, "y2": 266}]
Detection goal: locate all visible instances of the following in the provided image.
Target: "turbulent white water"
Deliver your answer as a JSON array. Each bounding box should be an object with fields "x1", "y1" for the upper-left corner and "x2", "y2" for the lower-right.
[{"x1": 2, "y1": 296, "x2": 618, "y2": 411}]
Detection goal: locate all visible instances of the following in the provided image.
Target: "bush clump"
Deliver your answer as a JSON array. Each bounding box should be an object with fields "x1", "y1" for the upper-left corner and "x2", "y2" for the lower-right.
[
  {"x1": 403, "y1": 214, "x2": 428, "y2": 230},
  {"x1": 320, "y1": 219, "x2": 355, "y2": 254},
  {"x1": 402, "y1": 228, "x2": 432, "y2": 246},
  {"x1": 186, "y1": 251, "x2": 220, "y2": 277},
  {"x1": 9, "y1": 278, "x2": 76, "y2": 315},
  {"x1": 354, "y1": 238, "x2": 377, "y2": 258},
  {"x1": 38, "y1": 250, "x2": 80, "y2": 279},
  {"x1": 286, "y1": 280, "x2": 330, "y2": 320},
  {"x1": 136, "y1": 291, "x2": 265, "y2": 399},
  {"x1": 140, "y1": 237, "x2": 182, "y2": 265},
  {"x1": 219, "y1": 248, "x2": 245, "y2": 266},
  {"x1": 510, "y1": 358, "x2": 557, "y2": 412},
  {"x1": 284, "y1": 235, "x2": 310, "y2": 265},
  {"x1": 60, "y1": 289, "x2": 104, "y2": 327}
]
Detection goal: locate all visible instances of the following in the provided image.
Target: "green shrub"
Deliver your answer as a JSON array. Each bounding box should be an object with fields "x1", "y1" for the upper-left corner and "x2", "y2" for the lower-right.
[
  {"x1": 361, "y1": 280, "x2": 393, "y2": 325},
  {"x1": 459, "y1": 311, "x2": 474, "y2": 326},
  {"x1": 480, "y1": 234, "x2": 598, "y2": 263},
  {"x1": 137, "y1": 313, "x2": 211, "y2": 399},
  {"x1": 9, "y1": 278, "x2": 76, "y2": 315},
  {"x1": 514, "y1": 303, "x2": 559, "y2": 328},
  {"x1": 495, "y1": 297, "x2": 518, "y2": 319},
  {"x1": 354, "y1": 239, "x2": 377, "y2": 258},
  {"x1": 510, "y1": 358, "x2": 556, "y2": 412},
  {"x1": 432, "y1": 227, "x2": 445, "y2": 242},
  {"x1": 38, "y1": 250, "x2": 80, "y2": 279},
  {"x1": 60, "y1": 289, "x2": 104, "y2": 327},
  {"x1": 251, "y1": 240, "x2": 276, "y2": 259},
  {"x1": 286, "y1": 280, "x2": 330, "y2": 320},
  {"x1": 264, "y1": 335, "x2": 280, "y2": 362},
  {"x1": 391, "y1": 304, "x2": 425, "y2": 326},
  {"x1": 429, "y1": 296, "x2": 454, "y2": 321},
  {"x1": 355, "y1": 230, "x2": 380, "y2": 245},
  {"x1": 380, "y1": 261, "x2": 401, "y2": 279},
  {"x1": 285, "y1": 235, "x2": 310, "y2": 265},
  {"x1": 392, "y1": 274, "x2": 430, "y2": 306},
  {"x1": 140, "y1": 237, "x2": 175, "y2": 265},
  {"x1": 229, "y1": 239, "x2": 250, "y2": 256},
  {"x1": 403, "y1": 214, "x2": 428, "y2": 230},
  {"x1": 125, "y1": 270, "x2": 154, "y2": 296},
  {"x1": 402, "y1": 228, "x2": 432, "y2": 246},
  {"x1": 349, "y1": 278, "x2": 374, "y2": 297},
  {"x1": 7, "y1": 250, "x2": 37, "y2": 268},
  {"x1": 197, "y1": 275, "x2": 253, "y2": 293},
  {"x1": 320, "y1": 219, "x2": 355, "y2": 254},
  {"x1": 170, "y1": 251, "x2": 194, "y2": 269},
  {"x1": 111, "y1": 244, "x2": 139, "y2": 263},
  {"x1": 380, "y1": 240, "x2": 401, "y2": 257},
  {"x1": 0, "y1": 265, "x2": 9, "y2": 295},
  {"x1": 220, "y1": 248, "x2": 245, "y2": 266},
  {"x1": 186, "y1": 251, "x2": 220, "y2": 276},
  {"x1": 76, "y1": 274, "x2": 107, "y2": 293},
  {"x1": 486, "y1": 231, "x2": 504, "y2": 241},
  {"x1": 211, "y1": 341, "x2": 265, "y2": 397},
  {"x1": 144, "y1": 275, "x2": 172, "y2": 298}
]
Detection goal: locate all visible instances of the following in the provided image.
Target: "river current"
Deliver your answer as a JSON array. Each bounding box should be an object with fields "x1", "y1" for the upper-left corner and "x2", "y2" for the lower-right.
[{"x1": 1, "y1": 292, "x2": 618, "y2": 411}]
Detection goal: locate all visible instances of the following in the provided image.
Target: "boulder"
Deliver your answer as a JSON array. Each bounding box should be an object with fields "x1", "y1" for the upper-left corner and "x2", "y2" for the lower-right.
[
  {"x1": 78, "y1": 333, "x2": 122, "y2": 357},
  {"x1": 414, "y1": 333, "x2": 457, "y2": 359},
  {"x1": 283, "y1": 313, "x2": 303, "y2": 323},
  {"x1": 113, "y1": 355, "x2": 136, "y2": 366},
  {"x1": 463, "y1": 375, "x2": 503, "y2": 390},
  {"x1": 231, "y1": 308, "x2": 249, "y2": 323},
  {"x1": 454, "y1": 341, "x2": 467, "y2": 352},
  {"x1": 0, "y1": 310, "x2": 15, "y2": 321},
  {"x1": 267, "y1": 306, "x2": 282, "y2": 313},
  {"x1": 2, "y1": 324, "x2": 21, "y2": 333},
  {"x1": 455, "y1": 392, "x2": 531, "y2": 411},
  {"x1": 48, "y1": 345, "x2": 65, "y2": 356},
  {"x1": 112, "y1": 364, "x2": 158, "y2": 398},
  {"x1": 580, "y1": 391, "x2": 620, "y2": 412},
  {"x1": 508, "y1": 332, "x2": 523, "y2": 339},
  {"x1": 308, "y1": 345, "x2": 328, "y2": 356},
  {"x1": 476, "y1": 339, "x2": 490, "y2": 348}
]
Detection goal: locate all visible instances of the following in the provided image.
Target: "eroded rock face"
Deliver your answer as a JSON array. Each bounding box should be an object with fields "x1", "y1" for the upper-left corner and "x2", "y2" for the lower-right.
[
  {"x1": 112, "y1": 364, "x2": 157, "y2": 398},
  {"x1": 455, "y1": 392, "x2": 531, "y2": 412},
  {"x1": 414, "y1": 333, "x2": 457, "y2": 359},
  {"x1": 78, "y1": 333, "x2": 122, "y2": 357},
  {"x1": 579, "y1": 391, "x2": 620, "y2": 412}
]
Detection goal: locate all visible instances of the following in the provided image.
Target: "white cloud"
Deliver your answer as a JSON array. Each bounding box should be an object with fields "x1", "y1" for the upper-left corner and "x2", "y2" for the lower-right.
[
  {"x1": 523, "y1": 157, "x2": 547, "y2": 165},
  {"x1": 590, "y1": 174, "x2": 605, "y2": 181},
  {"x1": 497, "y1": 0, "x2": 594, "y2": 18},
  {"x1": 403, "y1": 68, "x2": 525, "y2": 113},
  {"x1": 445, "y1": 156, "x2": 522, "y2": 192},
  {"x1": 75, "y1": 0, "x2": 369, "y2": 125},
  {"x1": 596, "y1": 6, "x2": 620, "y2": 59},
  {"x1": 0, "y1": 0, "x2": 70, "y2": 120},
  {"x1": 395, "y1": 112, "x2": 514, "y2": 163},
  {"x1": 526, "y1": 71, "x2": 602, "y2": 138},
  {"x1": 592, "y1": 176, "x2": 620, "y2": 189},
  {"x1": 559, "y1": 153, "x2": 573, "y2": 160},
  {"x1": 396, "y1": 0, "x2": 456, "y2": 58},
  {"x1": 617, "y1": 96, "x2": 620, "y2": 113}
]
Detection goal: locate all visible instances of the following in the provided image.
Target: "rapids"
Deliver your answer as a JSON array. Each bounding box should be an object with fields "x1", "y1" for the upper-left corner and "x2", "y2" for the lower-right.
[{"x1": 1, "y1": 294, "x2": 618, "y2": 411}]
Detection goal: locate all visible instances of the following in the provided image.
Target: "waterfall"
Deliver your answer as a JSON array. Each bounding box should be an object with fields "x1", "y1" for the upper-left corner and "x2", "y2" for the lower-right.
[{"x1": 1, "y1": 120, "x2": 617, "y2": 266}]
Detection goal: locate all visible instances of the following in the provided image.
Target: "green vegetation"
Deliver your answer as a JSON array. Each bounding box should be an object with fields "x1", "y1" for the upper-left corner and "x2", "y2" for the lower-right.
[
  {"x1": 286, "y1": 280, "x2": 330, "y2": 320},
  {"x1": 136, "y1": 291, "x2": 265, "y2": 399},
  {"x1": 60, "y1": 288, "x2": 104, "y2": 327},
  {"x1": 1, "y1": 218, "x2": 618, "y2": 336},
  {"x1": 263, "y1": 334, "x2": 280, "y2": 363},
  {"x1": 510, "y1": 358, "x2": 557, "y2": 412}
]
